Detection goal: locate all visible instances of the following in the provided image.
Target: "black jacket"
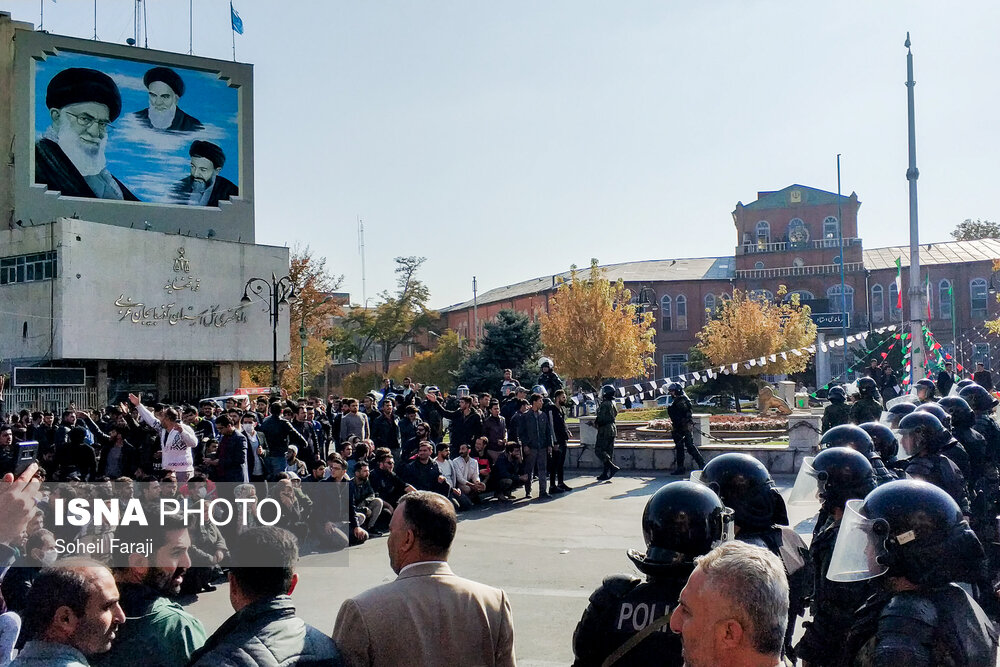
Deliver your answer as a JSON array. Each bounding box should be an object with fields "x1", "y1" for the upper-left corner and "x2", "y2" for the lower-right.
[{"x1": 188, "y1": 596, "x2": 342, "y2": 667}]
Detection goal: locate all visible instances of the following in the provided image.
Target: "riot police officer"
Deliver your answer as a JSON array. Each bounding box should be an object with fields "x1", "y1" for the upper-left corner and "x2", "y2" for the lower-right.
[
  {"x1": 822, "y1": 424, "x2": 897, "y2": 485},
  {"x1": 700, "y1": 453, "x2": 809, "y2": 660},
  {"x1": 858, "y1": 422, "x2": 904, "y2": 475},
  {"x1": 595, "y1": 385, "x2": 619, "y2": 481},
  {"x1": 960, "y1": 383, "x2": 1000, "y2": 466},
  {"x1": 914, "y1": 377, "x2": 937, "y2": 403},
  {"x1": 916, "y1": 402, "x2": 971, "y2": 480},
  {"x1": 939, "y1": 395, "x2": 987, "y2": 488},
  {"x1": 830, "y1": 480, "x2": 997, "y2": 666},
  {"x1": 822, "y1": 386, "x2": 851, "y2": 433},
  {"x1": 881, "y1": 402, "x2": 915, "y2": 429},
  {"x1": 536, "y1": 357, "x2": 563, "y2": 397},
  {"x1": 897, "y1": 412, "x2": 970, "y2": 514},
  {"x1": 850, "y1": 377, "x2": 883, "y2": 424},
  {"x1": 571, "y1": 481, "x2": 734, "y2": 666},
  {"x1": 665, "y1": 383, "x2": 704, "y2": 475},
  {"x1": 796, "y1": 447, "x2": 878, "y2": 667}
]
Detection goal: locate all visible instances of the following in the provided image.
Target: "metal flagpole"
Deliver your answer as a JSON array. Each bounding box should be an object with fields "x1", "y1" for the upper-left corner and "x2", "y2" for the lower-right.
[
  {"x1": 904, "y1": 33, "x2": 924, "y2": 384},
  {"x1": 231, "y1": 2, "x2": 236, "y2": 61},
  {"x1": 93, "y1": 1, "x2": 97, "y2": 39},
  {"x1": 837, "y1": 154, "x2": 848, "y2": 380},
  {"x1": 188, "y1": 0, "x2": 193, "y2": 54},
  {"x1": 39, "y1": 0, "x2": 43, "y2": 31}
]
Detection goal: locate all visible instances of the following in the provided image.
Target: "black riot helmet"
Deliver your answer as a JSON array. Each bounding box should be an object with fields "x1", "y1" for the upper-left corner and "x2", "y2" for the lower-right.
[
  {"x1": 811, "y1": 447, "x2": 877, "y2": 512},
  {"x1": 667, "y1": 382, "x2": 683, "y2": 396},
  {"x1": 959, "y1": 383, "x2": 999, "y2": 413},
  {"x1": 956, "y1": 378, "x2": 975, "y2": 391},
  {"x1": 626, "y1": 481, "x2": 734, "y2": 576},
  {"x1": 857, "y1": 377, "x2": 880, "y2": 400},
  {"x1": 859, "y1": 422, "x2": 899, "y2": 461},
  {"x1": 820, "y1": 424, "x2": 875, "y2": 458},
  {"x1": 827, "y1": 386, "x2": 847, "y2": 404},
  {"x1": 828, "y1": 480, "x2": 984, "y2": 585},
  {"x1": 897, "y1": 411, "x2": 950, "y2": 457},
  {"x1": 882, "y1": 402, "x2": 916, "y2": 429},
  {"x1": 915, "y1": 402, "x2": 951, "y2": 430},
  {"x1": 700, "y1": 453, "x2": 787, "y2": 530},
  {"x1": 914, "y1": 378, "x2": 936, "y2": 402},
  {"x1": 938, "y1": 396, "x2": 976, "y2": 429},
  {"x1": 601, "y1": 385, "x2": 616, "y2": 401}
]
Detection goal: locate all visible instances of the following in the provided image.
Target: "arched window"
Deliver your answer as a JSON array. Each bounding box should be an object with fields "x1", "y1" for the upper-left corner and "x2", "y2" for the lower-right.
[
  {"x1": 754, "y1": 261, "x2": 765, "y2": 270},
  {"x1": 871, "y1": 284, "x2": 884, "y2": 323},
  {"x1": 827, "y1": 284, "x2": 855, "y2": 313},
  {"x1": 785, "y1": 290, "x2": 814, "y2": 304},
  {"x1": 755, "y1": 221, "x2": 770, "y2": 246},
  {"x1": 939, "y1": 280, "x2": 952, "y2": 319},
  {"x1": 889, "y1": 282, "x2": 901, "y2": 318},
  {"x1": 660, "y1": 295, "x2": 672, "y2": 332},
  {"x1": 823, "y1": 216, "x2": 840, "y2": 241},
  {"x1": 750, "y1": 289, "x2": 773, "y2": 302},
  {"x1": 676, "y1": 295, "x2": 688, "y2": 330},
  {"x1": 971, "y1": 279, "x2": 988, "y2": 317},
  {"x1": 705, "y1": 293, "x2": 717, "y2": 318}
]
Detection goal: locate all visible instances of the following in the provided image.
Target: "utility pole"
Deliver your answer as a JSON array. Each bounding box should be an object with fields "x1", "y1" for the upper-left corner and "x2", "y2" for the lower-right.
[
  {"x1": 904, "y1": 32, "x2": 924, "y2": 386},
  {"x1": 472, "y1": 276, "x2": 479, "y2": 344}
]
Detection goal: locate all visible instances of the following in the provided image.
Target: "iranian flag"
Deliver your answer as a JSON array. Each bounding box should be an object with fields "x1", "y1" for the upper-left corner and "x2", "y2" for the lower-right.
[{"x1": 895, "y1": 258, "x2": 903, "y2": 309}]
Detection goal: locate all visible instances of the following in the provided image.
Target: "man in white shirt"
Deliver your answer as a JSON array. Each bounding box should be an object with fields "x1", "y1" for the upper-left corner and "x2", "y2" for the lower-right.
[
  {"x1": 454, "y1": 443, "x2": 486, "y2": 503},
  {"x1": 128, "y1": 393, "x2": 197, "y2": 482},
  {"x1": 434, "y1": 443, "x2": 470, "y2": 511}
]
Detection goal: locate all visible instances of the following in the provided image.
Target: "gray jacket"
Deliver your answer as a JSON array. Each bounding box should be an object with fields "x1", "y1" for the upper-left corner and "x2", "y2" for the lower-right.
[
  {"x1": 12, "y1": 641, "x2": 89, "y2": 667},
  {"x1": 188, "y1": 596, "x2": 342, "y2": 667}
]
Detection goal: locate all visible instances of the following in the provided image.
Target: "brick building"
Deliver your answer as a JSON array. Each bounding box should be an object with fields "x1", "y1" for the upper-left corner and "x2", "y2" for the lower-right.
[{"x1": 439, "y1": 184, "x2": 1000, "y2": 387}]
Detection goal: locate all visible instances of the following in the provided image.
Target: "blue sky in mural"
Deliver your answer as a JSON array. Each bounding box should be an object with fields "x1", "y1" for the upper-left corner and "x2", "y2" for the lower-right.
[{"x1": 35, "y1": 50, "x2": 239, "y2": 204}]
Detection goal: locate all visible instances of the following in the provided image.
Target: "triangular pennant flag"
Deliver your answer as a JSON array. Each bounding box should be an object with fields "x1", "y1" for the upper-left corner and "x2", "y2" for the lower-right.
[
  {"x1": 820, "y1": 343, "x2": 828, "y2": 352},
  {"x1": 807, "y1": 346, "x2": 816, "y2": 353},
  {"x1": 769, "y1": 354, "x2": 777, "y2": 362},
  {"x1": 881, "y1": 352, "x2": 888, "y2": 359},
  {"x1": 759, "y1": 356, "x2": 767, "y2": 365},
  {"x1": 749, "y1": 359, "x2": 757, "y2": 366},
  {"x1": 585, "y1": 393, "x2": 594, "y2": 400},
  {"x1": 618, "y1": 387, "x2": 626, "y2": 397},
  {"x1": 847, "y1": 335, "x2": 856, "y2": 343},
  {"x1": 633, "y1": 384, "x2": 643, "y2": 393},
  {"x1": 780, "y1": 352, "x2": 788, "y2": 360},
  {"x1": 693, "y1": 372, "x2": 701, "y2": 381},
  {"x1": 647, "y1": 381, "x2": 657, "y2": 391},
  {"x1": 889, "y1": 325, "x2": 897, "y2": 331},
  {"x1": 792, "y1": 349, "x2": 803, "y2": 357},
  {"x1": 957, "y1": 364, "x2": 964, "y2": 372},
  {"x1": 731, "y1": 363, "x2": 739, "y2": 371}
]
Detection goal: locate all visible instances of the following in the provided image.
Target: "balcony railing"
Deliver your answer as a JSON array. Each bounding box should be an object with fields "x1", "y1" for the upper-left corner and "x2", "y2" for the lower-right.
[
  {"x1": 734, "y1": 261, "x2": 864, "y2": 279},
  {"x1": 738, "y1": 237, "x2": 862, "y2": 255}
]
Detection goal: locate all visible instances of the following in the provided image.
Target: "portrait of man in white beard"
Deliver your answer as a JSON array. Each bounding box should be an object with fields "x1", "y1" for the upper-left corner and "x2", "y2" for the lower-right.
[
  {"x1": 134, "y1": 66, "x2": 204, "y2": 133},
  {"x1": 35, "y1": 67, "x2": 139, "y2": 200}
]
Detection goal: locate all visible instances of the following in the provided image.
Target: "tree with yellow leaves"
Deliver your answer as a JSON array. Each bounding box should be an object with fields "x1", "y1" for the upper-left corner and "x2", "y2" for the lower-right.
[
  {"x1": 695, "y1": 286, "x2": 816, "y2": 377},
  {"x1": 540, "y1": 259, "x2": 655, "y2": 390}
]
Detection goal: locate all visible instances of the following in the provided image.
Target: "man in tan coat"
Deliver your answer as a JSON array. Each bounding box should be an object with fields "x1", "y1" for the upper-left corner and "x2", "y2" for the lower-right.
[{"x1": 332, "y1": 491, "x2": 516, "y2": 666}]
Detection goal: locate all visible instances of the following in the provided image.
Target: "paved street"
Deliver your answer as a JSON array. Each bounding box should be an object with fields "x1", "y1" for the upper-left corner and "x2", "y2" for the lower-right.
[{"x1": 186, "y1": 472, "x2": 811, "y2": 666}]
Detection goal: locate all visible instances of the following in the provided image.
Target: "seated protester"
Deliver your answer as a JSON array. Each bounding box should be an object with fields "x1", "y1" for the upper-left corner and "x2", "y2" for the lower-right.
[
  {"x1": 188, "y1": 527, "x2": 343, "y2": 666},
  {"x1": 269, "y1": 478, "x2": 310, "y2": 547},
  {"x1": 454, "y1": 443, "x2": 487, "y2": 503},
  {"x1": 338, "y1": 441, "x2": 356, "y2": 477},
  {"x1": 2, "y1": 529, "x2": 56, "y2": 614},
  {"x1": 94, "y1": 516, "x2": 207, "y2": 667},
  {"x1": 491, "y1": 443, "x2": 527, "y2": 502},
  {"x1": 409, "y1": 423, "x2": 432, "y2": 460},
  {"x1": 298, "y1": 469, "x2": 348, "y2": 554},
  {"x1": 303, "y1": 460, "x2": 327, "y2": 483},
  {"x1": 353, "y1": 441, "x2": 371, "y2": 467},
  {"x1": 352, "y1": 460, "x2": 388, "y2": 533},
  {"x1": 435, "y1": 443, "x2": 472, "y2": 511},
  {"x1": 283, "y1": 446, "x2": 308, "y2": 478},
  {"x1": 400, "y1": 442, "x2": 450, "y2": 496},
  {"x1": 14, "y1": 558, "x2": 126, "y2": 667},
  {"x1": 472, "y1": 437, "x2": 492, "y2": 488},
  {"x1": 231, "y1": 484, "x2": 262, "y2": 537},
  {"x1": 369, "y1": 453, "x2": 415, "y2": 511},
  {"x1": 180, "y1": 480, "x2": 230, "y2": 595},
  {"x1": 325, "y1": 454, "x2": 368, "y2": 546}
]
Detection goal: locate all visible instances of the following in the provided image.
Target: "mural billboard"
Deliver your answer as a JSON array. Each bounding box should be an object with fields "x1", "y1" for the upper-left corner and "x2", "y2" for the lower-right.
[{"x1": 12, "y1": 29, "x2": 254, "y2": 242}]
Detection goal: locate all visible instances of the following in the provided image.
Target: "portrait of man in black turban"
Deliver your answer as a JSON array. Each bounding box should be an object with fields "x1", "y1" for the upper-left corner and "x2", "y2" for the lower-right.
[
  {"x1": 134, "y1": 66, "x2": 204, "y2": 132},
  {"x1": 172, "y1": 140, "x2": 238, "y2": 207},
  {"x1": 35, "y1": 67, "x2": 139, "y2": 200}
]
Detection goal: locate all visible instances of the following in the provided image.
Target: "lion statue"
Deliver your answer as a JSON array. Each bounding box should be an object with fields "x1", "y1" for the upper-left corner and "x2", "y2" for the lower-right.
[{"x1": 758, "y1": 385, "x2": 792, "y2": 416}]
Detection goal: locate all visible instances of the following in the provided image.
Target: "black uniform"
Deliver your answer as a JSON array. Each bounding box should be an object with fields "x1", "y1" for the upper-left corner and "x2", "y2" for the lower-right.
[
  {"x1": 798, "y1": 516, "x2": 876, "y2": 666},
  {"x1": 974, "y1": 412, "x2": 1000, "y2": 465},
  {"x1": 823, "y1": 403, "x2": 851, "y2": 432},
  {"x1": 904, "y1": 453, "x2": 970, "y2": 515},
  {"x1": 953, "y1": 424, "x2": 988, "y2": 489},
  {"x1": 850, "y1": 398, "x2": 883, "y2": 425},
  {"x1": 572, "y1": 573, "x2": 685, "y2": 666},
  {"x1": 843, "y1": 585, "x2": 997, "y2": 667},
  {"x1": 537, "y1": 369, "x2": 564, "y2": 397},
  {"x1": 666, "y1": 394, "x2": 704, "y2": 471}
]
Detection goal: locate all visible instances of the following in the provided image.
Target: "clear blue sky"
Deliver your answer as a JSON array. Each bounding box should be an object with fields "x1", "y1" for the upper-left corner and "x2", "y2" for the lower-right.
[{"x1": 8, "y1": 1, "x2": 1000, "y2": 309}]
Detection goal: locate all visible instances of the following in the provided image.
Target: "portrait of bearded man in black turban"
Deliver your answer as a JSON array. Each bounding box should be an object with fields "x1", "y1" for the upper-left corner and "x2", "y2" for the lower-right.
[{"x1": 172, "y1": 140, "x2": 238, "y2": 207}]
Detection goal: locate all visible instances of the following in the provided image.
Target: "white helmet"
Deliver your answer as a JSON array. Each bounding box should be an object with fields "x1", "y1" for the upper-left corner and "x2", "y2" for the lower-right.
[
  {"x1": 456, "y1": 385, "x2": 471, "y2": 398},
  {"x1": 424, "y1": 385, "x2": 440, "y2": 397},
  {"x1": 538, "y1": 356, "x2": 554, "y2": 370}
]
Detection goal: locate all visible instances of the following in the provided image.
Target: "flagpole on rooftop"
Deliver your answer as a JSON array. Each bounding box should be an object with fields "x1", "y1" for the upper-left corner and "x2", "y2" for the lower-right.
[
  {"x1": 230, "y1": 2, "x2": 236, "y2": 61},
  {"x1": 905, "y1": 32, "x2": 924, "y2": 383}
]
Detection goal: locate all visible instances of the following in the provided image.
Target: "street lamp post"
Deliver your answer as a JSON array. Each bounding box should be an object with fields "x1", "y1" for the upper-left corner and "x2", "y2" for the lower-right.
[{"x1": 241, "y1": 273, "x2": 297, "y2": 391}]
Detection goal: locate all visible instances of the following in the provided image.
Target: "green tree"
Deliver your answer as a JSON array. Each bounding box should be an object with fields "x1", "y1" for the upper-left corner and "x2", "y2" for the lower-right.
[
  {"x1": 686, "y1": 348, "x2": 757, "y2": 413},
  {"x1": 397, "y1": 330, "x2": 468, "y2": 389},
  {"x1": 459, "y1": 309, "x2": 542, "y2": 393},
  {"x1": 328, "y1": 257, "x2": 437, "y2": 376},
  {"x1": 951, "y1": 219, "x2": 1000, "y2": 241}
]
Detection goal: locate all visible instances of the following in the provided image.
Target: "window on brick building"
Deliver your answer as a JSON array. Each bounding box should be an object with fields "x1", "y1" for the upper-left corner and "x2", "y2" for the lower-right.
[
  {"x1": 827, "y1": 285, "x2": 854, "y2": 314},
  {"x1": 662, "y1": 354, "x2": 688, "y2": 379},
  {"x1": 971, "y1": 279, "x2": 988, "y2": 318},
  {"x1": 676, "y1": 295, "x2": 687, "y2": 330},
  {"x1": 871, "y1": 284, "x2": 884, "y2": 323},
  {"x1": 705, "y1": 294, "x2": 717, "y2": 319},
  {"x1": 823, "y1": 216, "x2": 840, "y2": 241},
  {"x1": 661, "y1": 295, "x2": 672, "y2": 332},
  {"x1": 755, "y1": 221, "x2": 770, "y2": 246},
  {"x1": 939, "y1": 280, "x2": 952, "y2": 320}
]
